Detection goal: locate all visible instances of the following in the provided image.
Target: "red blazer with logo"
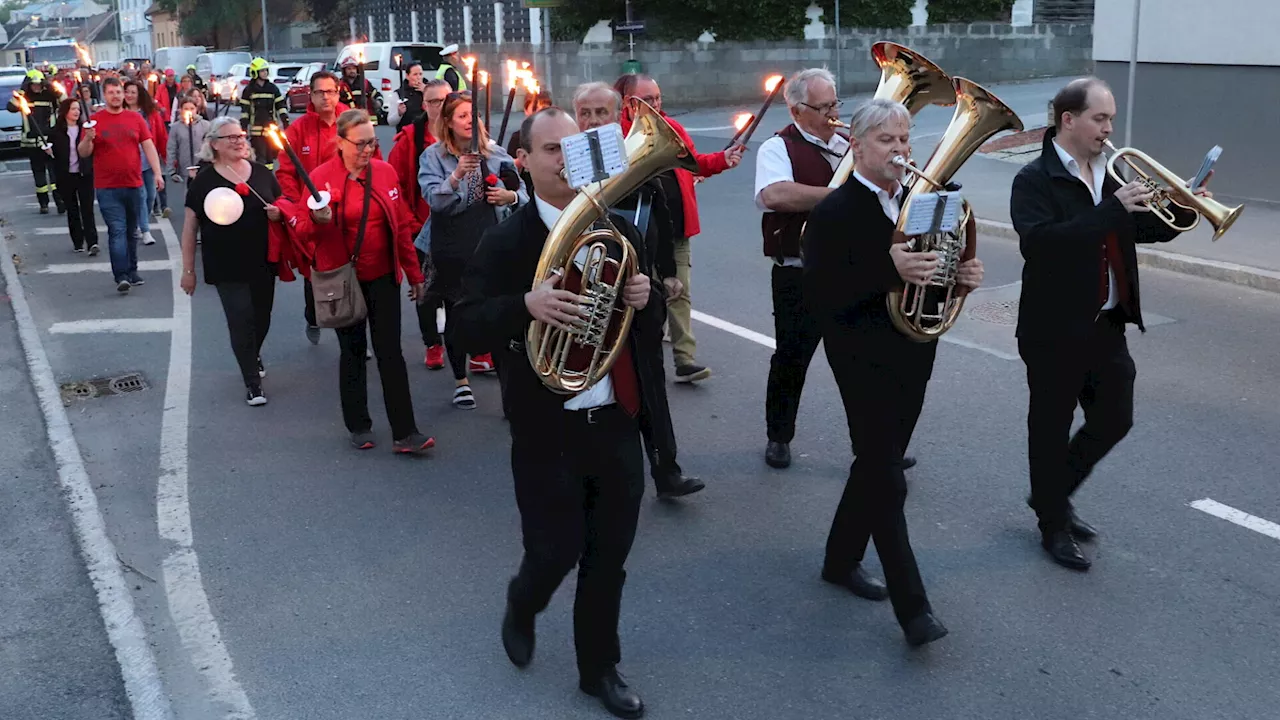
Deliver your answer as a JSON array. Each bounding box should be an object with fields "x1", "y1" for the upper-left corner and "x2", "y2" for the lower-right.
[{"x1": 276, "y1": 102, "x2": 385, "y2": 203}]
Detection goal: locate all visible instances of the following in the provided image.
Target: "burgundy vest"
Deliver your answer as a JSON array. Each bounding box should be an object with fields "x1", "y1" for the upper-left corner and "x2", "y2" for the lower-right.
[{"x1": 761, "y1": 124, "x2": 841, "y2": 259}]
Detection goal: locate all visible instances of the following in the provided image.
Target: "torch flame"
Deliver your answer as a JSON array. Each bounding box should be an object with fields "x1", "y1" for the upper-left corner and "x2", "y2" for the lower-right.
[
  {"x1": 526, "y1": 78, "x2": 540, "y2": 96},
  {"x1": 734, "y1": 113, "x2": 752, "y2": 131},
  {"x1": 12, "y1": 91, "x2": 30, "y2": 115},
  {"x1": 462, "y1": 56, "x2": 477, "y2": 75},
  {"x1": 506, "y1": 59, "x2": 519, "y2": 89},
  {"x1": 478, "y1": 70, "x2": 489, "y2": 87},
  {"x1": 765, "y1": 75, "x2": 783, "y2": 92},
  {"x1": 149, "y1": 73, "x2": 158, "y2": 85},
  {"x1": 74, "y1": 70, "x2": 82, "y2": 82},
  {"x1": 183, "y1": 109, "x2": 193, "y2": 125},
  {"x1": 51, "y1": 80, "x2": 65, "y2": 96},
  {"x1": 264, "y1": 123, "x2": 284, "y2": 151}
]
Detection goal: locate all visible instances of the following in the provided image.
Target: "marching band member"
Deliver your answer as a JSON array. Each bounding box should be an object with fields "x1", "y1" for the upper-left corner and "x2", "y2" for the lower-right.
[
  {"x1": 614, "y1": 73, "x2": 744, "y2": 384},
  {"x1": 418, "y1": 91, "x2": 523, "y2": 409},
  {"x1": 1011, "y1": 77, "x2": 1209, "y2": 570},
  {"x1": 455, "y1": 107, "x2": 657, "y2": 718},
  {"x1": 802, "y1": 98, "x2": 984, "y2": 646},
  {"x1": 573, "y1": 81, "x2": 704, "y2": 499}
]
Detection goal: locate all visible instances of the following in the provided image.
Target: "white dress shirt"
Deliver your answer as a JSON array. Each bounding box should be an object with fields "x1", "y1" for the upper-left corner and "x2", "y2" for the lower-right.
[
  {"x1": 851, "y1": 169, "x2": 903, "y2": 224},
  {"x1": 1053, "y1": 139, "x2": 1116, "y2": 310},
  {"x1": 754, "y1": 123, "x2": 850, "y2": 267},
  {"x1": 534, "y1": 194, "x2": 616, "y2": 410}
]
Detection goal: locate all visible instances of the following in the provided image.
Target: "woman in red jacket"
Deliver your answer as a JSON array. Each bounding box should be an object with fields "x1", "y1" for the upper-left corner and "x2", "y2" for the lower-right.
[
  {"x1": 125, "y1": 80, "x2": 170, "y2": 237},
  {"x1": 291, "y1": 109, "x2": 434, "y2": 454}
]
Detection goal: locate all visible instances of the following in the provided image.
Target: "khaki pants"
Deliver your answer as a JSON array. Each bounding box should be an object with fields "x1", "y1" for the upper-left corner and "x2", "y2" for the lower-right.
[{"x1": 668, "y1": 236, "x2": 696, "y2": 366}]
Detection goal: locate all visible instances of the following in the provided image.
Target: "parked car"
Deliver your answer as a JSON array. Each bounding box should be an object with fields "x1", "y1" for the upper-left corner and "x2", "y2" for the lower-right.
[
  {"x1": 268, "y1": 62, "x2": 303, "y2": 97},
  {"x1": 286, "y1": 62, "x2": 327, "y2": 113},
  {"x1": 334, "y1": 42, "x2": 444, "y2": 120},
  {"x1": 0, "y1": 73, "x2": 26, "y2": 150},
  {"x1": 195, "y1": 51, "x2": 252, "y2": 100}
]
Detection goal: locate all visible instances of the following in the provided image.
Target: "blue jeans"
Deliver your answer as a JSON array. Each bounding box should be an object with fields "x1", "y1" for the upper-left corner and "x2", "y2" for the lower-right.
[
  {"x1": 140, "y1": 168, "x2": 155, "y2": 232},
  {"x1": 97, "y1": 187, "x2": 143, "y2": 282}
]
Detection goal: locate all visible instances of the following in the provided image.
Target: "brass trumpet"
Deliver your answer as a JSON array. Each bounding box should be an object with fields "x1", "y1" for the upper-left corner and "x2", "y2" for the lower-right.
[{"x1": 1104, "y1": 140, "x2": 1244, "y2": 241}]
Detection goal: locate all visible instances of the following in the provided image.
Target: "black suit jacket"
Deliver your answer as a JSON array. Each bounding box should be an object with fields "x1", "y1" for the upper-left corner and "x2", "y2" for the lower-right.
[
  {"x1": 1011, "y1": 128, "x2": 1191, "y2": 341},
  {"x1": 454, "y1": 201, "x2": 666, "y2": 444},
  {"x1": 49, "y1": 124, "x2": 93, "y2": 183}
]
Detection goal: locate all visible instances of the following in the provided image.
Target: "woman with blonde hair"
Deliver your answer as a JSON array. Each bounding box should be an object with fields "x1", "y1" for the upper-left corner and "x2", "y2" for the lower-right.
[
  {"x1": 179, "y1": 116, "x2": 285, "y2": 406},
  {"x1": 418, "y1": 90, "x2": 525, "y2": 409}
]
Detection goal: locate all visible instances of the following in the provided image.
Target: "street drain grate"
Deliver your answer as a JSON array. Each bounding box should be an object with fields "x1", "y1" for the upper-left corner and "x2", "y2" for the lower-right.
[
  {"x1": 967, "y1": 299, "x2": 1019, "y2": 326},
  {"x1": 59, "y1": 372, "x2": 149, "y2": 404}
]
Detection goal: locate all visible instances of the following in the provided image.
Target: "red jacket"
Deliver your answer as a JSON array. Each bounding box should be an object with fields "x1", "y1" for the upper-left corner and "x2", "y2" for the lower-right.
[
  {"x1": 145, "y1": 110, "x2": 168, "y2": 162},
  {"x1": 621, "y1": 110, "x2": 730, "y2": 239},
  {"x1": 386, "y1": 122, "x2": 435, "y2": 234},
  {"x1": 286, "y1": 156, "x2": 425, "y2": 286},
  {"x1": 275, "y1": 102, "x2": 384, "y2": 202},
  {"x1": 266, "y1": 196, "x2": 311, "y2": 281}
]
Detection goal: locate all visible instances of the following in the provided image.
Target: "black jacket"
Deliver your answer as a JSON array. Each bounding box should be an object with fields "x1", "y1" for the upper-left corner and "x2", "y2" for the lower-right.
[
  {"x1": 454, "y1": 202, "x2": 666, "y2": 443},
  {"x1": 7, "y1": 82, "x2": 58, "y2": 146},
  {"x1": 49, "y1": 122, "x2": 93, "y2": 181},
  {"x1": 238, "y1": 79, "x2": 287, "y2": 132},
  {"x1": 614, "y1": 178, "x2": 678, "y2": 281},
  {"x1": 1011, "y1": 128, "x2": 1191, "y2": 341}
]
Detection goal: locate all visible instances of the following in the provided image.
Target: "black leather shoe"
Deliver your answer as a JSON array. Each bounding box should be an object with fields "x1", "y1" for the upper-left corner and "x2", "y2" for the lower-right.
[
  {"x1": 1068, "y1": 509, "x2": 1097, "y2": 541},
  {"x1": 821, "y1": 565, "x2": 889, "y2": 601},
  {"x1": 501, "y1": 602, "x2": 534, "y2": 668},
  {"x1": 655, "y1": 474, "x2": 705, "y2": 499},
  {"x1": 765, "y1": 441, "x2": 791, "y2": 469},
  {"x1": 1041, "y1": 529, "x2": 1091, "y2": 571},
  {"x1": 903, "y1": 613, "x2": 949, "y2": 647},
  {"x1": 580, "y1": 669, "x2": 644, "y2": 719},
  {"x1": 900, "y1": 456, "x2": 917, "y2": 470}
]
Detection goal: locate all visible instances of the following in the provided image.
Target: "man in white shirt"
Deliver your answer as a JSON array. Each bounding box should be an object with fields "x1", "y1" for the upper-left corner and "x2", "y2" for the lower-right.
[{"x1": 454, "y1": 107, "x2": 659, "y2": 719}]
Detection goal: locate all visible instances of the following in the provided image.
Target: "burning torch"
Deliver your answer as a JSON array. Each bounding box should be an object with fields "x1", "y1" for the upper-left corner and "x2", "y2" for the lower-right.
[
  {"x1": 733, "y1": 75, "x2": 785, "y2": 148},
  {"x1": 465, "y1": 57, "x2": 479, "y2": 154},
  {"x1": 478, "y1": 70, "x2": 490, "y2": 139},
  {"x1": 183, "y1": 109, "x2": 195, "y2": 177},
  {"x1": 265, "y1": 123, "x2": 330, "y2": 211},
  {"x1": 12, "y1": 91, "x2": 51, "y2": 152},
  {"x1": 723, "y1": 113, "x2": 754, "y2": 151}
]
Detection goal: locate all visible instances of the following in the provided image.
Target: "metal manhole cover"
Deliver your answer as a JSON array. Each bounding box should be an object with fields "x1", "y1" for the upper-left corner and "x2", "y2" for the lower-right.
[
  {"x1": 59, "y1": 372, "x2": 148, "y2": 404},
  {"x1": 967, "y1": 299, "x2": 1019, "y2": 326}
]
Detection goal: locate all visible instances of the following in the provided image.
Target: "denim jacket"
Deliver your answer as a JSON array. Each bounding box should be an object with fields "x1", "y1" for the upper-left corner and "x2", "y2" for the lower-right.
[{"x1": 415, "y1": 140, "x2": 527, "y2": 253}]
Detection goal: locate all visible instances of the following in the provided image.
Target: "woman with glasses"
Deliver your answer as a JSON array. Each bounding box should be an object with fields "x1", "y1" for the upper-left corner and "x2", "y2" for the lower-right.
[
  {"x1": 179, "y1": 117, "x2": 285, "y2": 406},
  {"x1": 292, "y1": 109, "x2": 435, "y2": 453},
  {"x1": 418, "y1": 90, "x2": 525, "y2": 410}
]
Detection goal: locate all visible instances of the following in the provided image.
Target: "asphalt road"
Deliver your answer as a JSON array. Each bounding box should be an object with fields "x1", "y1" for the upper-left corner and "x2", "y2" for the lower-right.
[{"x1": 2, "y1": 75, "x2": 1280, "y2": 719}]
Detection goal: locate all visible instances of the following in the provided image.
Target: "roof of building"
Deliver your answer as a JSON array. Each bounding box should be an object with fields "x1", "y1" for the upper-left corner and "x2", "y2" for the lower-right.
[{"x1": 11, "y1": 1, "x2": 112, "y2": 22}]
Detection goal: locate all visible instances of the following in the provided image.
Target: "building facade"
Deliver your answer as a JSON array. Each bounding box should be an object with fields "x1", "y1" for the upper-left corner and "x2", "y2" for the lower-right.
[
  {"x1": 147, "y1": 4, "x2": 182, "y2": 52},
  {"x1": 118, "y1": 0, "x2": 152, "y2": 58},
  {"x1": 1094, "y1": 0, "x2": 1278, "y2": 204},
  {"x1": 349, "y1": 0, "x2": 533, "y2": 46}
]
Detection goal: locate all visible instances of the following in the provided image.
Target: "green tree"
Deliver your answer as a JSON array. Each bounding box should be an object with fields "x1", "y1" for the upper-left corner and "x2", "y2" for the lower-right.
[
  {"x1": 550, "y1": 0, "x2": 809, "y2": 43},
  {"x1": 925, "y1": 0, "x2": 1016, "y2": 22},
  {"x1": 302, "y1": 0, "x2": 355, "y2": 43},
  {"x1": 815, "y1": 0, "x2": 914, "y2": 28},
  {"x1": 0, "y1": 0, "x2": 28, "y2": 25}
]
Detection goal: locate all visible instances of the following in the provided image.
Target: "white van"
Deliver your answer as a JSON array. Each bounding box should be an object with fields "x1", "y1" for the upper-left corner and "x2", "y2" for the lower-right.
[
  {"x1": 153, "y1": 46, "x2": 206, "y2": 74},
  {"x1": 335, "y1": 42, "x2": 445, "y2": 117},
  {"x1": 194, "y1": 51, "x2": 253, "y2": 98}
]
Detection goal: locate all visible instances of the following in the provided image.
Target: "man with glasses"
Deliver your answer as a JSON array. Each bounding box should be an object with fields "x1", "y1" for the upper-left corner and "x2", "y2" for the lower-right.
[
  {"x1": 277, "y1": 70, "x2": 381, "y2": 343},
  {"x1": 613, "y1": 73, "x2": 744, "y2": 387}
]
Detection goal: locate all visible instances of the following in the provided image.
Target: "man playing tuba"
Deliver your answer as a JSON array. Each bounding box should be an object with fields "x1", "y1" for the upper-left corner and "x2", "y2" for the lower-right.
[
  {"x1": 453, "y1": 106, "x2": 662, "y2": 718},
  {"x1": 802, "y1": 98, "x2": 983, "y2": 646}
]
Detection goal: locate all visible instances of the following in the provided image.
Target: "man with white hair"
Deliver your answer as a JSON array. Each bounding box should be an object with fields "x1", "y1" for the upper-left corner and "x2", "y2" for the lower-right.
[
  {"x1": 802, "y1": 97, "x2": 984, "y2": 646},
  {"x1": 573, "y1": 81, "x2": 705, "y2": 501}
]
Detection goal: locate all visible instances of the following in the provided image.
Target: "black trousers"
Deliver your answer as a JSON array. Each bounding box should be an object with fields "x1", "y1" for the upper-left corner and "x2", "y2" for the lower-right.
[
  {"x1": 429, "y1": 254, "x2": 471, "y2": 381},
  {"x1": 58, "y1": 172, "x2": 97, "y2": 250},
  {"x1": 303, "y1": 277, "x2": 317, "y2": 327},
  {"x1": 415, "y1": 248, "x2": 444, "y2": 347},
  {"x1": 507, "y1": 406, "x2": 645, "y2": 682},
  {"x1": 249, "y1": 135, "x2": 278, "y2": 169},
  {"x1": 765, "y1": 265, "x2": 823, "y2": 443},
  {"x1": 334, "y1": 274, "x2": 419, "y2": 440},
  {"x1": 215, "y1": 274, "x2": 276, "y2": 388},
  {"x1": 26, "y1": 148, "x2": 60, "y2": 209},
  {"x1": 637, "y1": 304, "x2": 684, "y2": 486},
  {"x1": 822, "y1": 332, "x2": 934, "y2": 628},
  {"x1": 1020, "y1": 313, "x2": 1136, "y2": 533}
]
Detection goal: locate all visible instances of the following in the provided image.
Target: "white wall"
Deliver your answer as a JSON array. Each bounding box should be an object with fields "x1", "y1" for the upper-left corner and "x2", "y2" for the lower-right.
[{"x1": 1094, "y1": 0, "x2": 1280, "y2": 66}]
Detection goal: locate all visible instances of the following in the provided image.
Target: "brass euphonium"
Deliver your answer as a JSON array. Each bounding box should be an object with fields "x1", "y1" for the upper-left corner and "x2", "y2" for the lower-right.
[
  {"x1": 526, "y1": 99, "x2": 699, "y2": 394},
  {"x1": 828, "y1": 42, "x2": 955, "y2": 189},
  {"x1": 886, "y1": 77, "x2": 1024, "y2": 342},
  {"x1": 1103, "y1": 140, "x2": 1244, "y2": 241}
]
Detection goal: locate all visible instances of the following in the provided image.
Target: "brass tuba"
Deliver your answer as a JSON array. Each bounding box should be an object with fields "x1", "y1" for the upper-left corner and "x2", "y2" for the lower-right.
[
  {"x1": 526, "y1": 99, "x2": 699, "y2": 394},
  {"x1": 828, "y1": 42, "x2": 955, "y2": 189},
  {"x1": 886, "y1": 78, "x2": 1024, "y2": 342},
  {"x1": 1104, "y1": 140, "x2": 1244, "y2": 241}
]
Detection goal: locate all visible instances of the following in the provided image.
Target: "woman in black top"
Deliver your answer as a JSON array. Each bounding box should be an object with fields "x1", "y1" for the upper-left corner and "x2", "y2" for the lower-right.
[
  {"x1": 179, "y1": 116, "x2": 284, "y2": 406},
  {"x1": 49, "y1": 98, "x2": 98, "y2": 254}
]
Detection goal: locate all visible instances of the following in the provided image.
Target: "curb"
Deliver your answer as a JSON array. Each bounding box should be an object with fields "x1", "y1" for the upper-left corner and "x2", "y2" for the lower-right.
[{"x1": 975, "y1": 218, "x2": 1280, "y2": 295}]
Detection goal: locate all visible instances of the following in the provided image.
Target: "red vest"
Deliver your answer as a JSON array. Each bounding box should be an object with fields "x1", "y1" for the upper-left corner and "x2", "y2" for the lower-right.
[{"x1": 761, "y1": 124, "x2": 840, "y2": 260}]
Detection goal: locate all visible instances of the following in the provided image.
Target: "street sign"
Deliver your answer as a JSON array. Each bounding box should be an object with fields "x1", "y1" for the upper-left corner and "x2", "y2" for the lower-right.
[{"x1": 616, "y1": 21, "x2": 646, "y2": 33}]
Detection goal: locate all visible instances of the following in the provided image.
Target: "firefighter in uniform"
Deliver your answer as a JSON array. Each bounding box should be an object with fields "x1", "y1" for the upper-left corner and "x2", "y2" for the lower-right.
[
  {"x1": 337, "y1": 57, "x2": 379, "y2": 123},
  {"x1": 185, "y1": 64, "x2": 207, "y2": 95},
  {"x1": 238, "y1": 57, "x2": 288, "y2": 169},
  {"x1": 7, "y1": 70, "x2": 63, "y2": 214}
]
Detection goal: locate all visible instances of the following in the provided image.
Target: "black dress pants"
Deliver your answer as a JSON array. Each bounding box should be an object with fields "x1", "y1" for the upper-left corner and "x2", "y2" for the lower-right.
[
  {"x1": 303, "y1": 277, "x2": 317, "y2": 327},
  {"x1": 636, "y1": 302, "x2": 684, "y2": 485},
  {"x1": 215, "y1": 274, "x2": 276, "y2": 388},
  {"x1": 765, "y1": 265, "x2": 823, "y2": 443},
  {"x1": 507, "y1": 406, "x2": 645, "y2": 683},
  {"x1": 430, "y1": 255, "x2": 471, "y2": 382},
  {"x1": 822, "y1": 332, "x2": 934, "y2": 628},
  {"x1": 415, "y1": 248, "x2": 444, "y2": 347},
  {"x1": 1020, "y1": 313, "x2": 1136, "y2": 533},
  {"x1": 27, "y1": 147, "x2": 60, "y2": 209},
  {"x1": 58, "y1": 171, "x2": 98, "y2": 250},
  {"x1": 334, "y1": 274, "x2": 419, "y2": 440}
]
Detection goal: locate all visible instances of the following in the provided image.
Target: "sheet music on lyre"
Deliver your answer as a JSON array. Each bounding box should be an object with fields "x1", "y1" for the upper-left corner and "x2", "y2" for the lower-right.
[
  {"x1": 562, "y1": 123, "x2": 628, "y2": 190},
  {"x1": 902, "y1": 191, "x2": 964, "y2": 235}
]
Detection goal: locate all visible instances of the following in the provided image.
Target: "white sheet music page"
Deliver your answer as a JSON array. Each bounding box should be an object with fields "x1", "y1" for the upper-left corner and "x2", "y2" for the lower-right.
[
  {"x1": 902, "y1": 191, "x2": 963, "y2": 235},
  {"x1": 562, "y1": 123, "x2": 628, "y2": 190}
]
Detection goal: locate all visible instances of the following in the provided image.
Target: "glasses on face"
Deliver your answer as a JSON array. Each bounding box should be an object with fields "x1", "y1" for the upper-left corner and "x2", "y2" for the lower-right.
[
  {"x1": 312, "y1": 88, "x2": 338, "y2": 96},
  {"x1": 342, "y1": 136, "x2": 378, "y2": 152},
  {"x1": 216, "y1": 133, "x2": 248, "y2": 142},
  {"x1": 425, "y1": 98, "x2": 446, "y2": 106},
  {"x1": 801, "y1": 99, "x2": 844, "y2": 114},
  {"x1": 637, "y1": 94, "x2": 661, "y2": 106}
]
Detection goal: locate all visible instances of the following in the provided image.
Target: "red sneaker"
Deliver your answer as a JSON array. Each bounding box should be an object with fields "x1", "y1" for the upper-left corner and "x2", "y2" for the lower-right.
[
  {"x1": 469, "y1": 353, "x2": 496, "y2": 374},
  {"x1": 425, "y1": 344, "x2": 445, "y2": 370}
]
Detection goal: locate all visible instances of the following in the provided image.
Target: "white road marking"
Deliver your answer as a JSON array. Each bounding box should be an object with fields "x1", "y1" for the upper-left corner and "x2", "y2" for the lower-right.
[
  {"x1": 34, "y1": 225, "x2": 108, "y2": 235},
  {"x1": 0, "y1": 227, "x2": 175, "y2": 719},
  {"x1": 682, "y1": 124, "x2": 735, "y2": 132},
  {"x1": 153, "y1": 221, "x2": 258, "y2": 718},
  {"x1": 692, "y1": 308, "x2": 1019, "y2": 360},
  {"x1": 50, "y1": 318, "x2": 175, "y2": 334},
  {"x1": 40, "y1": 260, "x2": 171, "y2": 274},
  {"x1": 1190, "y1": 498, "x2": 1280, "y2": 542}
]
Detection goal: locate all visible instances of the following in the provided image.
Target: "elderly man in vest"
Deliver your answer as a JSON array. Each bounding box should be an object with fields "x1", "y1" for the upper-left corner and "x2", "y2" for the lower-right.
[{"x1": 753, "y1": 68, "x2": 920, "y2": 476}]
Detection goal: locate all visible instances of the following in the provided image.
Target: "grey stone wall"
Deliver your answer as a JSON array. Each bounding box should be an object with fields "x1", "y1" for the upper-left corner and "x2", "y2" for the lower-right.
[{"x1": 458, "y1": 23, "x2": 1091, "y2": 109}]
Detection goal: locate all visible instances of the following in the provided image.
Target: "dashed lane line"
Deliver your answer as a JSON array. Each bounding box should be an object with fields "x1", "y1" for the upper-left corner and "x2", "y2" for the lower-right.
[
  {"x1": 49, "y1": 318, "x2": 176, "y2": 334},
  {"x1": 39, "y1": 260, "x2": 172, "y2": 274},
  {"x1": 1190, "y1": 499, "x2": 1280, "y2": 542}
]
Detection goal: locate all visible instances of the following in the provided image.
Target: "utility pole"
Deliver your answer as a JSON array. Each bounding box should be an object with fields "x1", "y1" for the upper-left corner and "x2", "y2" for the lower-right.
[
  {"x1": 261, "y1": 0, "x2": 270, "y2": 53},
  {"x1": 834, "y1": 0, "x2": 841, "y2": 93},
  {"x1": 1123, "y1": 0, "x2": 1141, "y2": 148}
]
